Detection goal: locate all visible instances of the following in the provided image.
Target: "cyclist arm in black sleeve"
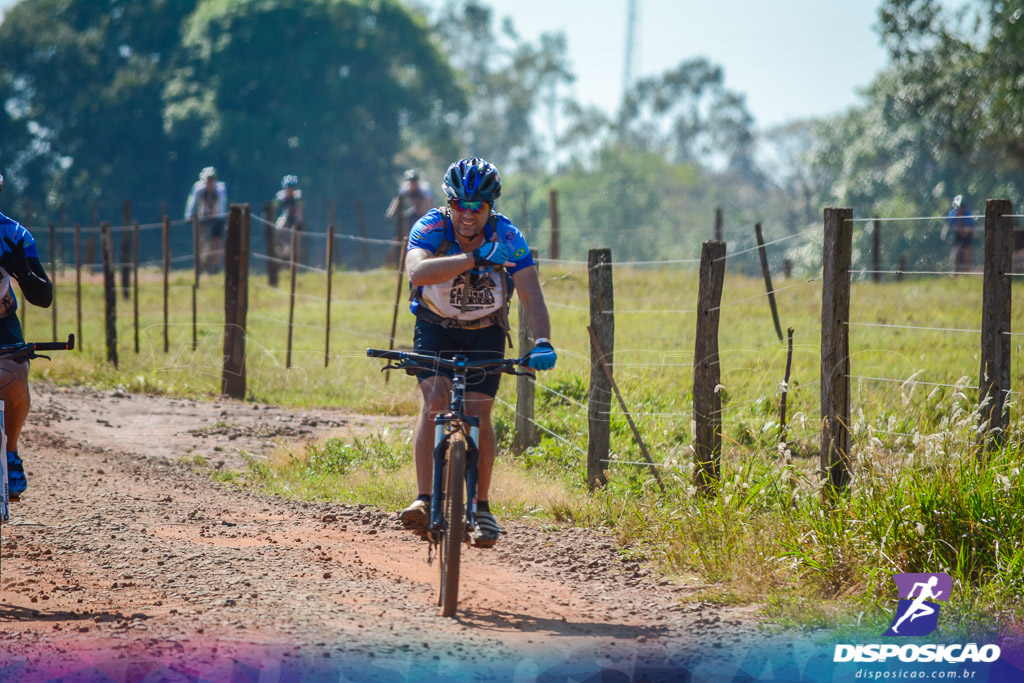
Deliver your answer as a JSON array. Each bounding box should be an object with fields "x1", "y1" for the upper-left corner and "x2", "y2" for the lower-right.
[{"x1": 15, "y1": 257, "x2": 53, "y2": 308}]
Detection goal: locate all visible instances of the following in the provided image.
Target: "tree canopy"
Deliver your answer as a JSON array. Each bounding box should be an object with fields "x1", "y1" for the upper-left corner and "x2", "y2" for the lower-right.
[{"x1": 1, "y1": 0, "x2": 465, "y2": 227}]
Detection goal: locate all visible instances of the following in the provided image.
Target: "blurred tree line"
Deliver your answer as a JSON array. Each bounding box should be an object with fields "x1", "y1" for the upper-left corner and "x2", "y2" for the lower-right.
[{"x1": 0, "y1": 0, "x2": 1021, "y2": 270}]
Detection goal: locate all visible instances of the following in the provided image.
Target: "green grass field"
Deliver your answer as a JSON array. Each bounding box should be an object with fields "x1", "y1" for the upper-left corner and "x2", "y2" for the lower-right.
[{"x1": 30, "y1": 261, "x2": 1024, "y2": 638}]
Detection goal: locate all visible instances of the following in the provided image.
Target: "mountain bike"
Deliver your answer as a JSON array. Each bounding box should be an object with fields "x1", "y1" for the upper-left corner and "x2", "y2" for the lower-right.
[
  {"x1": 367, "y1": 348, "x2": 529, "y2": 617},
  {"x1": 0, "y1": 334, "x2": 75, "y2": 593}
]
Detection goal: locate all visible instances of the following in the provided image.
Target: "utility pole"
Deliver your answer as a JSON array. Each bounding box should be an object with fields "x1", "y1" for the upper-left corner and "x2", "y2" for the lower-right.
[{"x1": 623, "y1": 0, "x2": 640, "y2": 96}]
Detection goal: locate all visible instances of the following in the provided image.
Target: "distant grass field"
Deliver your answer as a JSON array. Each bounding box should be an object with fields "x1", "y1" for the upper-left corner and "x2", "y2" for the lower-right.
[{"x1": 32, "y1": 261, "x2": 1024, "y2": 637}]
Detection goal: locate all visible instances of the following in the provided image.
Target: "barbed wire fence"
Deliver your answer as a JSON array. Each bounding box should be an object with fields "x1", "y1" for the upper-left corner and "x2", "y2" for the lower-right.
[{"x1": 19, "y1": 195, "x2": 1024, "y2": 497}]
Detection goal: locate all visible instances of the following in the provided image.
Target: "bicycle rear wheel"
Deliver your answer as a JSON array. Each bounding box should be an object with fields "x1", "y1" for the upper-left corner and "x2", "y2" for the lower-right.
[{"x1": 438, "y1": 432, "x2": 466, "y2": 617}]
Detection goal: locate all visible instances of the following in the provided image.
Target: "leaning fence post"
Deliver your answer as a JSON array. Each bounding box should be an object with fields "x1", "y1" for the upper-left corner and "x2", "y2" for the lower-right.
[
  {"x1": 100, "y1": 222, "x2": 118, "y2": 367},
  {"x1": 714, "y1": 206, "x2": 723, "y2": 242},
  {"x1": 979, "y1": 199, "x2": 1014, "y2": 450},
  {"x1": 755, "y1": 223, "x2": 783, "y2": 342},
  {"x1": 820, "y1": 207, "x2": 853, "y2": 500},
  {"x1": 513, "y1": 250, "x2": 539, "y2": 454},
  {"x1": 693, "y1": 240, "x2": 726, "y2": 493},
  {"x1": 587, "y1": 248, "x2": 613, "y2": 490},
  {"x1": 385, "y1": 238, "x2": 409, "y2": 384}
]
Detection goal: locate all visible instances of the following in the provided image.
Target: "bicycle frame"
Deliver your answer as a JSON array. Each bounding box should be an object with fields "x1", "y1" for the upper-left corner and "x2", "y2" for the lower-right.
[
  {"x1": 429, "y1": 355, "x2": 481, "y2": 538},
  {"x1": 367, "y1": 347, "x2": 528, "y2": 542}
]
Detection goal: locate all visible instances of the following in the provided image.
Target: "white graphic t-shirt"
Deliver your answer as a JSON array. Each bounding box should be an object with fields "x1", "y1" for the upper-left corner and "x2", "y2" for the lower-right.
[{"x1": 407, "y1": 209, "x2": 535, "y2": 323}]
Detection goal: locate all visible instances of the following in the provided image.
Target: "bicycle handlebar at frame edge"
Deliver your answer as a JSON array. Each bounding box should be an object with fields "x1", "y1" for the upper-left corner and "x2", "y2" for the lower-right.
[
  {"x1": 366, "y1": 348, "x2": 532, "y2": 376},
  {"x1": 0, "y1": 334, "x2": 76, "y2": 360}
]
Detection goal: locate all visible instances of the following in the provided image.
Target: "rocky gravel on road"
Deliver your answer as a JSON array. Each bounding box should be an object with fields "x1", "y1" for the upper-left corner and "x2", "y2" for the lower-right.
[{"x1": 0, "y1": 383, "x2": 766, "y2": 679}]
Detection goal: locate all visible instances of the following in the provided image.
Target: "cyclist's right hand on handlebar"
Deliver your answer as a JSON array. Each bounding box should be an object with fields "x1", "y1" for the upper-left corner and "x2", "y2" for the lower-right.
[
  {"x1": 473, "y1": 242, "x2": 508, "y2": 268},
  {"x1": 523, "y1": 339, "x2": 557, "y2": 370}
]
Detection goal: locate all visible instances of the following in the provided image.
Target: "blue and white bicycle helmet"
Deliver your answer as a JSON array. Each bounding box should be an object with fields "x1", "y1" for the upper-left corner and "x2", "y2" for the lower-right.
[
  {"x1": 200, "y1": 166, "x2": 217, "y2": 181},
  {"x1": 281, "y1": 174, "x2": 299, "y2": 189},
  {"x1": 442, "y1": 158, "x2": 501, "y2": 202}
]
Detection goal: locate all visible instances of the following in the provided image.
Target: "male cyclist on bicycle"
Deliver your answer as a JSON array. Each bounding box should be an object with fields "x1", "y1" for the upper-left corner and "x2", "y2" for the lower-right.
[
  {"x1": 0, "y1": 172, "x2": 54, "y2": 501},
  {"x1": 400, "y1": 158, "x2": 556, "y2": 548}
]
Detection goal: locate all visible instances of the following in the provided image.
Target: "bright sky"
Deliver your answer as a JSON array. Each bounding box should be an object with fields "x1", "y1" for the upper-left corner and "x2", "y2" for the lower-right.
[
  {"x1": 426, "y1": 0, "x2": 896, "y2": 130},
  {"x1": 0, "y1": 0, "x2": 952, "y2": 130}
]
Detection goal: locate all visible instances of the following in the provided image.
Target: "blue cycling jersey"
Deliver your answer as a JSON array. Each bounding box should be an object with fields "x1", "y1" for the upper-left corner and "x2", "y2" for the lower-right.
[{"x1": 0, "y1": 211, "x2": 40, "y2": 345}]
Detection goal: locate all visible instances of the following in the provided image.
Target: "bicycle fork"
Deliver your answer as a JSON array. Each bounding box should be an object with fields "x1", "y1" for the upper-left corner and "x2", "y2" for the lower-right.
[
  {"x1": 430, "y1": 416, "x2": 481, "y2": 538},
  {"x1": 0, "y1": 400, "x2": 8, "y2": 524}
]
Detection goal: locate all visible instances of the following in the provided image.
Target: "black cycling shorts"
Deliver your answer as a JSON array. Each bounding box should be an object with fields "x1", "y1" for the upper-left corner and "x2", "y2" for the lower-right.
[{"x1": 413, "y1": 318, "x2": 506, "y2": 397}]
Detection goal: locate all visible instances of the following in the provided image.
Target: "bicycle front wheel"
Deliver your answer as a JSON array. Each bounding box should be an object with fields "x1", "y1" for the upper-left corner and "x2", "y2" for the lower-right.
[{"x1": 438, "y1": 432, "x2": 466, "y2": 617}]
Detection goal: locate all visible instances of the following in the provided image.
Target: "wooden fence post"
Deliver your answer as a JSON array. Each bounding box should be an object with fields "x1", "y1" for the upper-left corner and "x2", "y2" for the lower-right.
[
  {"x1": 264, "y1": 202, "x2": 278, "y2": 287},
  {"x1": 872, "y1": 219, "x2": 881, "y2": 283},
  {"x1": 100, "y1": 222, "x2": 118, "y2": 367},
  {"x1": 120, "y1": 201, "x2": 132, "y2": 300},
  {"x1": 59, "y1": 203, "x2": 66, "y2": 272},
  {"x1": 755, "y1": 223, "x2": 783, "y2": 342},
  {"x1": 549, "y1": 190, "x2": 560, "y2": 261},
  {"x1": 192, "y1": 214, "x2": 201, "y2": 289},
  {"x1": 222, "y1": 204, "x2": 249, "y2": 398},
  {"x1": 75, "y1": 222, "x2": 82, "y2": 349},
  {"x1": 324, "y1": 224, "x2": 334, "y2": 367},
  {"x1": 693, "y1": 240, "x2": 726, "y2": 493},
  {"x1": 49, "y1": 222, "x2": 57, "y2": 342},
  {"x1": 820, "y1": 207, "x2": 853, "y2": 500},
  {"x1": 132, "y1": 221, "x2": 139, "y2": 353},
  {"x1": 163, "y1": 214, "x2": 170, "y2": 353},
  {"x1": 513, "y1": 250, "x2": 539, "y2": 453},
  {"x1": 285, "y1": 222, "x2": 299, "y2": 368},
  {"x1": 714, "y1": 206, "x2": 723, "y2": 242},
  {"x1": 587, "y1": 248, "x2": 613, "y2": 490},
  {"x1": 979, "y1": 199, "x2": 1014, "y2": 449}
]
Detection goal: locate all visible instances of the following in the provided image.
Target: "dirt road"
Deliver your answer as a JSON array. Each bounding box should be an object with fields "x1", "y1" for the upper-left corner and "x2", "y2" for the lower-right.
[{"x1": 0, "y1": 384, "x2": 764, "y2": 681}]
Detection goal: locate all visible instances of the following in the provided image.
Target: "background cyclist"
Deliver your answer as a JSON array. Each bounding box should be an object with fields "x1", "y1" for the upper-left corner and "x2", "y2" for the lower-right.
[
  {"x1": 272, "y1": 174, "x2": 305, "y2": 260},
  {"x1": 399, "y1": 157, "x2": 556, "y2": 548},
  {"x1": 0, "y1": 171, "x2": 54, "y2": 501},
  {"x1": 184, "y1": 166, "x2": 228, "y2": 273}
]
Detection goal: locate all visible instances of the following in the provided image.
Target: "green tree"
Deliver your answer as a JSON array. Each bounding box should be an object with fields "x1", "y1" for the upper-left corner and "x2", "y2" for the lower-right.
[
  {"x1": 0, "y1": 0, "x2": 198, "y2": 220},
  {"x1": 164, "y1": 0, "x2": 465, "y2": 228}
]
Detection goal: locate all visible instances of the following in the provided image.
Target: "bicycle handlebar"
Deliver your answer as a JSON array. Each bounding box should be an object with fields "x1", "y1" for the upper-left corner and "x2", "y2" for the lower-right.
[
  {"x1": 367, "y1": 347, "x2": 529, "y2": 375},
  {"x1": 0, "y1": 334, "x2": 75, "y2": 359}
]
